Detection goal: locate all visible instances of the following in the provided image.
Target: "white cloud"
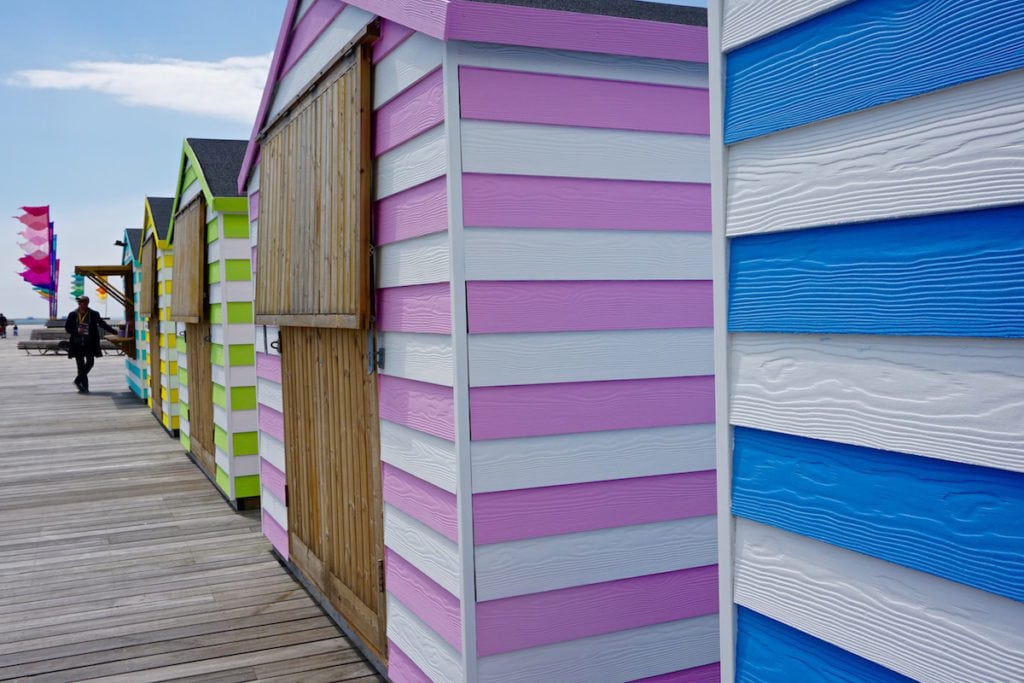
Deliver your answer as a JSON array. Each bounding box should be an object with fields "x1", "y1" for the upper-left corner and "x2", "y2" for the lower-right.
[{"x1": 9, "y1": 53, "x2": 272, "y2": 124}]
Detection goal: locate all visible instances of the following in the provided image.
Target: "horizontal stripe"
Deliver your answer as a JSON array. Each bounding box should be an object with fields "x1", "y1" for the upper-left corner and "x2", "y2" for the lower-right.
[
  {"x1": 475, "y1": 516, "x2": 718, "y2": 601},
  {"x1": 631, "y1": 663, "x2": 721, "y2": 683},
  {"x1": 470, "y1": 375, "x2": 714, "y2": 441},
  {"x1": 374, "y1": 176, "x2": 447, "y2": 246},
  {"x1": 478, "y1": 614, "x2": 719, "y2": 683},
  {"x1": 735, "y1": 519, "x2": 1024, "y2": 682},
  {"x1": 384, "y1": 503, "x2": 461, "y2": 597},
  {"x1": 722, "y1": 0, "x2": 851, "y2": 51},
  {"x1": 385, "y1": 548, "x2": 461, "y2": 651},
  {"x1": 471, "y1": 424, "x2": 716, "y2": 493},
  {"x1": 725, "y1": 0, "x2": 1024, "y2": 143},
  {"x1": 386, "y1": 641, "x2": 431, "y2": 683},
  {"x1": 733, "y1": 426, "x2": 1024, "y2": 601},
  {"x1": 261, "y1": 508, "x2": 288, "y2": 559},
  {"x1": 374, "y1": 67, "x2": 444, "y2": 156},
  {"x1": 259, "y1": 457, "x2": 286, "y2": 503},
  {"x1": 377, "y1": 283, "x2": 451, "y2": 334},
  {"x1": 383, "y1": 462, "x2": 457, "y2": 542},
  {"x1": 461, "y1": 120, "x2": 710, "y2": 183},
  {"x1": 248, "y1": 190, "x2": 259, "y2": 221},
  {"x1": 387, "y1": 593, "x2": 462, "y2": 683},
  {"x1": 729, "y1": 205, "x2": 1024, "y2": 337},
  {"x1": 459, "y1": 67, "x2": 709, "y2": 135},
  {"x1": 261, "y1": 482, "x2": 288, "y2": 531},
  {"x1": 468, "y1": 328, "x2": 714, "y2": 387},
  {"x1": 257, "y1": 404, "x2": 284, "y2": 442},
  {"x1": 373, "y1": 31, "x2": 443, "y2": 109},
  {"x1": 736, "y1": 607, "x2": 911, "y2": 683},
  {"x1": 377, "y1": 331, "x2": 453, "y2": 387},
  {"x1": 377, "y1": 231, "x2": 450, "y2": 288},
  {"x1": 261, "y1": 432, "x2": 286, "y2": 472},
  {"x1": 378, "y1": 375, "x2": 454, "y2": 441},
  {"x1": 462, "y1": 174, "x2": 710, "y2": 232},
  {"x1": 474, "y1": 471, "x2": 715, "y2": 544},
  {"x1": 476, "y1": 565, "x2": 718, "y2": 656},
  {"x1": 381, "y1": 419, "x2": 456, "y2": 494},
  {"x1": 465, "y1": 228, "x2": 712, "y2": 281},
  {"x1": 730, "y1": 333, "x2": 1024, "y2": 473},
  {"x1": 280, "y1": 0, "x2": 345, "y2": 74},
  {"x1": 372, "y1": 20, "x2": 415, "y2": 65},
  {"x1": 726, "y1": 68, "x2": 1024, "y2": 236},
  {"x1": 467, "y1": 280, "x2": 712, "y2": 334},
  {"x1": 374, "y1": 124, "x2": 446, "y2": 200},
  {"x1": 256, "y1": 377, "x2": 283, "y2": 413}
]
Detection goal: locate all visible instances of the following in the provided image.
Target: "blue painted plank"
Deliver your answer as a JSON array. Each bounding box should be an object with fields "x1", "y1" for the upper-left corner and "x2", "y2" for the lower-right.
[
  {"x1": 732, "y1": 427, "x2": 1024, "y2": 602},
  {"x1": 736, "y1": 606, "x2": 913, "y2": 683},
  {"x1": 725, "y1": 0, "x2": 1024, "y2": 143},
  {"x1": 728, "y1": 205, "x2": 1024, "y2": 337}
]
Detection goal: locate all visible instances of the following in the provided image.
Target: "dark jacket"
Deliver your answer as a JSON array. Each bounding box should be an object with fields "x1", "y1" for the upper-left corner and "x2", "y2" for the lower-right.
[{"x1": 65, "y1": 308, "x2": 117, "y2": 359}]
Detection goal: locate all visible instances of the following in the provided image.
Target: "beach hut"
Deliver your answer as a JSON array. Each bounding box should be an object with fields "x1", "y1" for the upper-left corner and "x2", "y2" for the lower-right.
[
  {"x1": 121, "y1": 227, "x2": 147, "y2": 400},
  {"x1": 168, "y1": 138, "x2": 257, "y2": 508},
  {"x1": 138, "y1": 196, "x2": 178, "y2": 434},
  {"x1": 710, "y1": 2, "x2": 1024, "y2": 680},
  {"x1": 240, "y1": 1, "x2": 715, "y2": 680}
]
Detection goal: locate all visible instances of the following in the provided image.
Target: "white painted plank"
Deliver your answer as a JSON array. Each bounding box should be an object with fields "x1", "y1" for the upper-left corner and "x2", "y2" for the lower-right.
[
  {"x1": 735, "y1": 519, "x2": 1024, "y2": 683},
  {"x1": 476, "y1": 516, "x2": 718, "y2": 601},
  {"x1": 378, "y1": 332, "x2": 454, "y2": 386},
  {"x1": 212, "y1": 405, "x2": 229, "y2": 432},
  {"x1": 478, "y1": 614, "x2": 719, "y2": 683},
  {"x1": 462, "y1": 120, "x2": 710, "y2": 183},
  {"x1": 206, "y1": 237, "x2": 221, "y2": 264},
  {"x1": 257, "y1": 377, "x2": 283, "y2": 412},
  {"x1": 731, "y1": 333, "x2": 1024, "y2": 474},
  {"x1": 373, "y1": 31, "x2": 444, "y2": 109},
  {"x1": 377, "y1": 231, "x2": 450, "y2": 288},
  {"x1": 215, "y1": 446, "x2": 230, "y2": 474},
  {"x1": 216, "y1": 237, "x2": 253, "y2": 260},
  {"x1": 471, "y1": 424, "x2": 716, "y2": 493},
  {"x1": 260, "y1": 434, "x2": 286, "y2": 473},
  {"x1": 177, "y1": 180, "x2": 201, "y2": 212},
  {"x1": 727, "y1": 69, "x2": 1024, "y2": 236},
  {"x1": 210, "y1": 362, "x2": 226, "y2": 387},
  {"x1": 374, "y1": 124, "x2": 446, "y2": 199},
  {"x1": 232, "y1": 453, "x2": 260, "y2": 478},
  {"x1": 219, "y1": 323, "x2": 256, "y2": 348},
  {"x1": 261, "y1": 484, "x2": 287, "y2": 530},
  {"x1": 384, "y1": 503, "x2": 461, "y2": 597},
  {"x1": 722, "y1": 0, "x2": 855, "y2": 51},
  {"x1": 387, "y1": 593, "x2": 463, "y2": 683},
  {"x1": 454, "y1": 40, "x2": 708, "y2": 88},
  {"x1": 464, "y1": 228, "x2": 712, "y2": 281},
  {"x1": 380, "y1": 420, "x2": 456, "y2": 494},
  {"x1": 469, "y1": 328, "x2": 713, "y2": 387}
]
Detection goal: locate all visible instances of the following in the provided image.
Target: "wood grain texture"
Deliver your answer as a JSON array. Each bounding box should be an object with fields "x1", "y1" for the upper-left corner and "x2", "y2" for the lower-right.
[
  {"x1": 468, "y1": 328, "x2": 714, "y2": 387},
  {"x1": 374, "y1": 67, "x2": 444, "y2": 156},
  {"x1": 377, "y1": 231, "x2": 450, "y2": 288},
  {"x1": 471, "y1": 424, "x2": 716, "y2": 493},
  {"x1": 378, "y1": 375, "x2": 454, "y2": 441},
  {"x1": 387, "y1": 641, "x2": 431, "y2": 683},
  {"x1": 467, "y1": 280, "x2": 713, "y2": 334},
  {"x1": 377, "y1": 331, "x2": 453, "y2": 387},
  {"x1": 377, "y1": 283, "x2": 451, "y2": 334},
  {"x1": 729, "y1": 205, "x2": 1024, "y2": 337},
  {"x1": 474, "y1": 471, "x2": 716, "y2": 544},
  {"x1": 459, "y1": 66, "x2": 709, "y2": 135},
  {"x1": 386, "y1": 593, "x2": 462, "y2": 683},
  {"x1": 374, "y1": 124, "x2": 447, "y2": 200},
  {"x1": 461, "y1": 120, "x2": 710, "y2": 183},
  {"x1": 372, "y1": 20, "x2": 415, "y2": 65},
  {"x1": 733, "y1": 426, "x2": 1024, "y2": 601},
  {"x1": 462, "y1": 174, "x2": 711, "y2": 233},
  {"x1": 385, "y1": 548, "x2": 461, "y2": 651},
  {"x1": 722, "y1": 0, "x2": 854, "y2": 51},
  {"x1": 380, "y1": 420, "x2": 456, "y2": 494},
  {"x1": 478, "y1": 615, "x2": 719, "y2": 683},
  {"x1": 257, "y1": 377, "x2": 283, "y2": 412},
  {"x1": 475, "y1": 516, "x2": 718, "y2": 601},
  {"x1": 464, "y1": 228, "x2": 712, "y2": 281},
  {"x1": 734, "y1": 519, "x2": 1024, "y2": 682},
  {"x1": 725, "y1": 0, "x2": 1024, "y2": 143},
  {"x1": 373, "y1": 32, "x2": 444, "y2": 109},
  {"x1": 384, "y1": 504, "x2": 461, "y2": 598},
  {"x1": 383, "y1": 463, "x2": 458, "y2": 543},
  {"x1": 730, "y1": 333, "x2": 1024, "y2": 473},
  {"x1": 374, "y1": 176, "x2": 448, "y2": 245},
  {"x1": 727, "y1": 68, "x2": 1024, "y2": 236}
]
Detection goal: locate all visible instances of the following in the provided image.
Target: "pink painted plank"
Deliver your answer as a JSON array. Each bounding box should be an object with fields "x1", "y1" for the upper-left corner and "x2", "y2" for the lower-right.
[
  {"x1": 631, "y1": 663, "x2": 722, "y2": 683},
  {"x1": 262, "y1": 508, "x2": 289, "y2": 560},
  {"x1": 446, "y1": 1, "x2": 709, "y2": 63},
  {"x1": 251, "y1": 244, "x2": 258, "y2": 275},
  {"x1": 249, "y1": 190, "x2": 260, "y2": 221},
  {"x1": 473, "y1": 470, "x2": 716, "y2": 544},
  {"x1": 374, "y1": 68, "x2": 444, "y2": 155},
  {"x1": 387, "y1": 641, "x2": 432, "y2": 683},
  {"x1": 462, "y1": 174, "x2": 710, "y2": 232},
  {"x1": 385, "y1": 548, "x2": 462, "y2": 651},
  {"x1": 476, "y1": 565, "x2": 718, "y2": 656},
  {"x1": 466, "y1": 280, "x2": 713, "y2": 334},
  {"x1": 377, "y1": 283, "x2": 451, "y2": 334},
  {"x1": 460, "y1": 67, "x2": 709, "y2": 135},
  {"x1": 379, "y1": 375, "x2": 455, "y2": 441},
  {"x1": 373, "y1": 19, "x2": 415, "y2": 64},
  {"x1": 374, "y1": 176, "x2": 448, "y2": 245},
  {"x1": 256, "y1": 352, "x2": 282, "y2": 383},
  {"x1": 383, "y1": 462, "x2": 458, "y2": 542},
  {"x1": 344, "y1": 0, "x2": 447, "y2": 37},
  {"x1": 260, "y1": 457, "x2": 287, "y2": 503},
  {"x1": 470, "y1": 376, "x2": 714, "y2": 441},
  {"x1": 281, "y1": 0, "x2": 347, "y2": 75},
  {"x1": 258, "y1": 404, "x2": 285, "y2": 442}
]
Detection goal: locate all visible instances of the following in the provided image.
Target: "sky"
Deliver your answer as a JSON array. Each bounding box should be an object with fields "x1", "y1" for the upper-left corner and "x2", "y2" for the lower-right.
[{"x1": 0, "y1": 0, "x2": 286, "y2": 319}]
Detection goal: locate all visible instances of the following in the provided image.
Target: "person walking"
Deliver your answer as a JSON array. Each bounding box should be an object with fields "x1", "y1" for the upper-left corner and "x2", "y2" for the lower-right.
[
  {"x1": 65, "y1": 296, "x2": 117, "y2": 393},
  {"x1": 0, "y1": 313, "x2": 7, "y2": 339}
]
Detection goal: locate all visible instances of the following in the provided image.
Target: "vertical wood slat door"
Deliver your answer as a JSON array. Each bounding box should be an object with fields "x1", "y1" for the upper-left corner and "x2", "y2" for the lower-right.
[
  {"x1": 186, "y1": 321, "x2": 215, "y2": 476},
  {"x1": 282, "y1": 326, "x2": 385, "y2": 659},
  {"x1": 149, "y1": 318, "x2": 162, "y2": 423}
]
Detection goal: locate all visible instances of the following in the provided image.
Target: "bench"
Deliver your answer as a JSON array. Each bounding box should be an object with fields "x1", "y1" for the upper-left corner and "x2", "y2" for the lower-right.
[{"x1": 18, "y1": 339, "x2": 122, "y2": 356}]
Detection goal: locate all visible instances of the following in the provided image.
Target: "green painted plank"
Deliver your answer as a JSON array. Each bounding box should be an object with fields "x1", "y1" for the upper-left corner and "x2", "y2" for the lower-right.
[
  {"x1": 214, "y1": 423, "x2": 229, "y2": 451},
  {"x1": 211, "y1": 343, "x2": 225, "y2": 366},
  {"x1": 224, "y1": 259, "x2": 251, "y2": 282},
  {"x1": 212, "y1": 197, "x2": 247, "y2": 213},
  {"x1": 207, "y1": 261, "x2": 222, "y2": 285},
  {"x1": 207, "y1": 216, "x2": 220, "y2": 244},
  {"x1": 235, "y1": 474, "x2": 260, "y2": 498},
  {"x1": 212, "y1": 382, "x2": 227, "y2": 409},
  {"x1": 233, "y1": 431, "x2": 259, "y2": 456},
  {"x1": 181, "y1": 166, "x2": 198, "y2": 192},
  {"x1": 228, "y1": 344, "x2": 255, "y2": 366},
  {"x1": 223, "y1": 213, "x2": 251, "y2": 239},
  {"x1": 231, "y1": 386, "x2": 257, "y2": 411},
  {"x1": 226, "y1": 301, "x2": 253, "y2": 324},
  {"x1": 180, "y1": 402, "x2": 190, "y2": 422},
  {"x1": 209, "y1": 303, "x2": 224, "y2": 324},
  {"x1": 215, "y1": 466, "x2": 230, "y2": 494},
  {"x1": 180, "y1": 433, "x2": 191, "y2": 452}
]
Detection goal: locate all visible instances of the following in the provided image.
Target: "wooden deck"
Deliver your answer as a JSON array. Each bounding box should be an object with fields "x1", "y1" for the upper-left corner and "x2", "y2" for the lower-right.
[{"x1": 0, "y1": 332, "x2": 384, "y2": 683}]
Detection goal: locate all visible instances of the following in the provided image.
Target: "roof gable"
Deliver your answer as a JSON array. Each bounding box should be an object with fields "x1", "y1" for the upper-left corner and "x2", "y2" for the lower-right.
[
  {"x1": 144, "y1": 196, "x2": 174, "y2": 249},
  {"x1": 123, "y1": 228, "x2": 144, "y2": 263},
  {"x1": 169, "y1": 139, "x2": 248, "y2": 241}
]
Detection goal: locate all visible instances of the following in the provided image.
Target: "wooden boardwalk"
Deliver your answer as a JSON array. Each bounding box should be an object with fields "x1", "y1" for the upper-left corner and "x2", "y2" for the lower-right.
[{"x1": 0, "y1": 331, "x2": 383, "y2": 683}]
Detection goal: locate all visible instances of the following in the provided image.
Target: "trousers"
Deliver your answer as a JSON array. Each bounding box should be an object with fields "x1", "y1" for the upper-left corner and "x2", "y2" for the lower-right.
[{"x1": 75, "y1": 355, "x2": 95, "y2": 389}]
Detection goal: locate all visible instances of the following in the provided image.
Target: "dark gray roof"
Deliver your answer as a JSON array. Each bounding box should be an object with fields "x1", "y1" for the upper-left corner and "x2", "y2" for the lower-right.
[
  {"x1": 147, "y1": 197, "x2": 174, "y2": 240},
  {"x1": 186, "y1": 138, "x2": 248, "y2": 198},
  {"x1": 125, "y1": 228, "x2": 143, "y2": 259},
  {"x1": 466, "y1": 0, "x2": 706, "y2": 26}
]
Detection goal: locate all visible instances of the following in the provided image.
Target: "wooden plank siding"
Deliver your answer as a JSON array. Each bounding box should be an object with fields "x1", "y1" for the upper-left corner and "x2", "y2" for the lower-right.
[
  {"x1": 139, "y1": 237, "x2": 157, "y2": 319},
  {"x1": 713, "y1": 0, "x2": 1024, "y2": 679},
  {"x1": 169, "y1": 197, "x2": 205, "y2": 324}
]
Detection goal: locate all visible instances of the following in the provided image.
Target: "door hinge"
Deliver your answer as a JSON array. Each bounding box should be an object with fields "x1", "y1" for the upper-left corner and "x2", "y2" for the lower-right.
[
  {"x1": 375, "y1": 347, "x2": 385, "y2": 371},
  {"x1": 378, "y1": 558, "x2": 385, "y2": 592}
]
